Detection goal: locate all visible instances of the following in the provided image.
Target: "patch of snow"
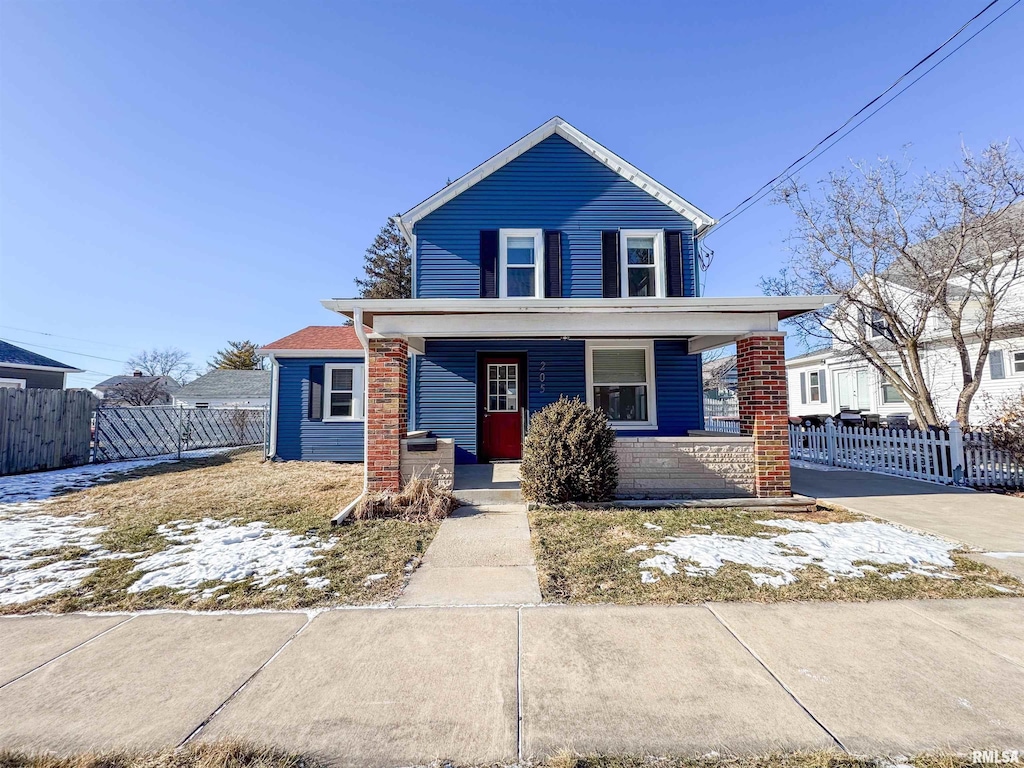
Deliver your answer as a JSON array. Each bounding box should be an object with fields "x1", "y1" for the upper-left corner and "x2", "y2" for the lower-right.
[
  {"x1": 0, "y1": 457, "x2": 178, "y2": 504},
  {"x1": 363, "y1": 573, "x2": 388, "y2": 587},
  {"x1": 642, "y1": 522, "x2": 662, "y2": 530},
  {"x1": 0, "y1": 509, "x2": 120, "y2": 605},
  {"x1": 986, "y1": 583, "x2": 1015, "y2": 594},
  {"x1": 129, "y1": 519, "x2": 333, "y2": 594},
  {"x1": 304, "y1": 576, "x2": 330, "y2": 590},
  {"x1": 634, "y1": 519, "x2": 960, "y2": 587},
  {"x1": 692, "y1": 524, "x2": 712, "y2": 530},
  {"x1": 640, "y1": 570, "x2": 659, "y2": 584},
  {"x1": 981, "y1": 552, "x2": 1024, "y2": 559}
]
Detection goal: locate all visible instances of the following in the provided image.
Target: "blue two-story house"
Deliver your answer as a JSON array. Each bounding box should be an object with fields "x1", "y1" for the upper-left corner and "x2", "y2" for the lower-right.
[{"x1": 266, "y1": 118, "x2": 832, "y2": 500}]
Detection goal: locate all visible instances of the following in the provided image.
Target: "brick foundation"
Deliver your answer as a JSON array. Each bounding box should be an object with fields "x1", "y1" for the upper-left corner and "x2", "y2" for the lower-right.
[
  {"x1": 366, "y1": 338, "x2": 408, "y2": 493},
  {"x1": 736, "y1": 333, "x2": 791, "y2": 497}
]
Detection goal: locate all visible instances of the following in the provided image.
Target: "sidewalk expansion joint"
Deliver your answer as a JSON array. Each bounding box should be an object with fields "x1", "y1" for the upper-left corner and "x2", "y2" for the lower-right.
[
  {"x1": 903, "y1": 603, "x2": 1024, "y2": 671},
  {"x1": 0, "y1": 615, "x2": 136, "y2": 692},
  {"x1": 177, "y1": 613, "x2": 314, "y2": 747},
  {"x1": 516, "y1": 606, "x2": 524, "y2": 764},
  {"x1": 704, "y1": 604, "x2": 849, "y2": 753}
]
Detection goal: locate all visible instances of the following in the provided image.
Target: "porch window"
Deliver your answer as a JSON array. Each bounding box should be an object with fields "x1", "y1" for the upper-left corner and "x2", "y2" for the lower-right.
[
  {"x1": 324, "y1": 363, "x2": 364, "y2": 421},
  {"x1": 499, "y1": 229, "x2": 544, "y2": 298},
  {"x1": 619, "y1": 230, "x2": 665, "y2": 298},
  {"x1": 586, "y1": 341, "x2": 657, "y2": 428}
]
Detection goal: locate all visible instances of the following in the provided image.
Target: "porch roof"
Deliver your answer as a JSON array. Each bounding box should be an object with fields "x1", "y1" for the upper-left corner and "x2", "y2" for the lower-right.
[{"x1": 320, "y1": 295, "x2": 836, "y2": 354}]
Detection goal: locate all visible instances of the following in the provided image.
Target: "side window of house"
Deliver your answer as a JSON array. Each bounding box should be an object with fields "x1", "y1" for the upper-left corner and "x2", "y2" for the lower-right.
[
  {"x1": 620, "y1": 231, "x2": 665, "y2": 298},
  {"x1": 587, "y1": 343, "x2": 656, "y2": 427},
  {"x1": 808, "y1": 372, "x2": 820, "y2": 402},
  {"x1": 323, "y1": 364, "x2": 364, "y2": 421},
  {"x1": 990, "y1": 350, "x2": 1005, "y2": 380},
  {"x1": 880, "y1": 380, "x2": 903, "y2": 403},
  {"x1": 499, "y1": 229, "x2": 544, "y2": 298},
  {"x1": 1013, "y1": 351, "x2": 1024, "y2": 375}
]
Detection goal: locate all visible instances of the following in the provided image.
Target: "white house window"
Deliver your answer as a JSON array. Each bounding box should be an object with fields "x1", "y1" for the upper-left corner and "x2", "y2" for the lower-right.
[
  {"x1": 324, "y1": 364, "x2": 364, "y2": 421},
  {"x1": 881, "y1": 382, "x2": 904, "y2": 403},
  {"x1": 0, "y1": 377, "x2": 26, "y2": 389},
  {"x1": 586, "y1": 341, "x2": 657, "y2": 428},
  {"x1": 619, "y1": 230, "x2": 665, "y2": 298},
  {"x1": 808, "y1": 371, "x2": 821, "y2": 402},
  {"x1": 1014, "y1": 352, "x2": 1024, "y2": 374},
  {"x1": 499, "y1": 229, "x2": 544, "y2": 298}
]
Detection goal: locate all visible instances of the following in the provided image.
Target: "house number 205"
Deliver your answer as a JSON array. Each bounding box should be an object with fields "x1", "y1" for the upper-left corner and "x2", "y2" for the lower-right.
[{"x1": 538, "y1": 361, "x2": 546, "y2": 393}]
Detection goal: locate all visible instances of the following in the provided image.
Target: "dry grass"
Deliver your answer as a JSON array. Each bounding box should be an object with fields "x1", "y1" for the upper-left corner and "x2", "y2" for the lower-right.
[
  {"x1": 354, "y1": 474, "x2": 459, "y2": 522},
  {"x1": 529, "y1": 505, "x2": 1024, "y2": 604},
  {"x1": 2, "y1": 452, "x2": 439, "y2": 614},
  {"x1": 0, "y1": 745, "x2": 979, "y2": 768}
]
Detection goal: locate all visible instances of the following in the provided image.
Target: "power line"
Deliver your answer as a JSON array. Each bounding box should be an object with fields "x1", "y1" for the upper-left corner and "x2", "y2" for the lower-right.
[
  {"x1": 708, "y1": 0, "x2": 1018, "y2": 236},
  {"x1": 0, "y1": 337, "x2": 129, "y2": 365},
  {"x1": 0, "y1": 324, "x2": 138, "y2": 351}
]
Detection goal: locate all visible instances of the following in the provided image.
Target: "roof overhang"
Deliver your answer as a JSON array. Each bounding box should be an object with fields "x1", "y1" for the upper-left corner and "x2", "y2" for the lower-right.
[
  {"x1": 320, "y1": 296, "x2": 837, "y2": 354},
  {"x1": 258, "y1": 348, "x2": 365, "y2": 358},
  {"x1": 0, "y1": 362, "x2": 84, "y2": 374},
  {"x1": 393, "y1": 117, "x2": 717, "y2": 243}
]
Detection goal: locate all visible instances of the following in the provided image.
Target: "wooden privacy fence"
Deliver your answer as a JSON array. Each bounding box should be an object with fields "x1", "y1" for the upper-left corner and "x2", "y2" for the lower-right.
[
  {"x1": 0, "y1": 388, "x2": 96, "y2": 475},
  {"x1": 94, "y1": 406, "x2": 266, "y2": 462},
  {"x1": 789, "y1": 418, "x2": 1024, "y2": 488}
]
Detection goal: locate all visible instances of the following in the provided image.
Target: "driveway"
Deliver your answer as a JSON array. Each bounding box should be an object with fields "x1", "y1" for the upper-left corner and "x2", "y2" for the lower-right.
[
  {"x1": 793, "y1": 466, "x2": 1024, "y2": 579},
  {"x1": 2, "y1": 600, "x2": 1023, "y2": 765}
]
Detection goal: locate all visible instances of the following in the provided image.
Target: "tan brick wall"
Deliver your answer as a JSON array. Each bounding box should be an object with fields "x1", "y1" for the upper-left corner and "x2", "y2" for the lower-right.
[
  {"x1": 400, "y1": 438, "x2": 455, "y2": 489},
  {"x1": 736, "y1": 332, "x2": 791, "y2": 497},
  {"x1": 614, "y1": 436, "x2": 755, "y2": 498}
]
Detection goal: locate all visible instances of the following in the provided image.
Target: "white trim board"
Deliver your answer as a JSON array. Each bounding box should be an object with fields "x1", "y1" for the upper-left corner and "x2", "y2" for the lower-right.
[{"x1": 392, "y1": 117, "x2": 716, "y2": 243}]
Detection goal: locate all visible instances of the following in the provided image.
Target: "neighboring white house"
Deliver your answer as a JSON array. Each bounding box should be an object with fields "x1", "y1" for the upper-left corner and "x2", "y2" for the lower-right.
[
  {"x1": 787, "y1": 267, "x2": 1024, "y2": 424},
  {"x1": 171, "y1": 369, "x2": 271, "y2": 409}
]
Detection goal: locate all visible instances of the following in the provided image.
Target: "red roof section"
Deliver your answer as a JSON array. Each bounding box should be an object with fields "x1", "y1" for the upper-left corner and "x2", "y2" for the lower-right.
[{"x1": 261, "y1": 325, "x2": 364, "y2": 351}]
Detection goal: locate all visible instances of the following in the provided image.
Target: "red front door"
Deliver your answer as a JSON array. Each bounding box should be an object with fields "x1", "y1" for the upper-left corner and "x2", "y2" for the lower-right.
[{"x1": 481, "y1": 357, "x2": 523, "y2": 461}]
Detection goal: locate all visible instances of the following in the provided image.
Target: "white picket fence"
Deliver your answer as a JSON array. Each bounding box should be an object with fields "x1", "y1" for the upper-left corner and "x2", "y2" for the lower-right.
[
  {"x1": 789, "y1": 418, "x2": 1024, "y2": 488},
  {"x1": 703, "y1": 395, "x2": 741, "y2": 434}
]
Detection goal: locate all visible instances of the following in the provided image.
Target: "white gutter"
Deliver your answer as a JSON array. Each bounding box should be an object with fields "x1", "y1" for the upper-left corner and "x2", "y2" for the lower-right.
[{"x1": 332, "y1": 309, "x2": 371, "y2": 526}]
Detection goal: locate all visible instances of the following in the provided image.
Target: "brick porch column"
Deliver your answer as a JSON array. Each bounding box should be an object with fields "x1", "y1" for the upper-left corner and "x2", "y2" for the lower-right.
[
  {"x1": 736, "y1": 332, "x2": 791, "y2": 498},
  {"x1": 366, "y1": 337, "x2": 408, "y2": 493}
]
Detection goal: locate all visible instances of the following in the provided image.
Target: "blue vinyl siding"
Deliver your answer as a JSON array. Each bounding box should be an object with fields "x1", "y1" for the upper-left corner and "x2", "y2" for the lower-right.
[
  {"x1": 275, "y1": 357, "x2": 364, "y2": 462},
  {"x1": 415, "y1": 338, "x2": 701, "y2": 463},
  {"x1": 415, "y1": 134, "x2": 698, "y2": 299}
]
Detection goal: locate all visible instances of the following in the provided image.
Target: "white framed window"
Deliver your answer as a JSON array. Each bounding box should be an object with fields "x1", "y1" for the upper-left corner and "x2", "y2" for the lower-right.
[
  {"x1": 499, "y1": 229, "x2": 544, "y2": 298},
  {"x1": 324, "y1": 363, "x2": 364, "y2": 421},
  {"x1": 881, "y1": 382, "x2": 904, "y2": 404},
  {"x1": 486, "y1": 363, "x2": 519, "y2": 412},
  {"x1": 585, "y1": 340, "x2": 657, "y2": 429},
  {"x1": 808, "y1": 371, "x2": 821, "y2": 402},
  {"x1": 1013, "y1": 351, "x2": 1024, "y2": 375},
  {"x1": 619, "y1": 230, "x2": 666, "y2": 298},
  {"x1": 0, "y1": 377, "x2": 26, "y2": 389}
]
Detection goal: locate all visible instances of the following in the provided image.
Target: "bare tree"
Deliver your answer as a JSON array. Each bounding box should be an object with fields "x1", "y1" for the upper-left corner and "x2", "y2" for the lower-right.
[
  {"x1": 125, "y1": 347, "x2": 196, "y2": 385},
  {"x1": 109, "y1": 377, "x2": 170, "y2": 406},
  {"x1": 701, "y1": 347, "x2": 735, "y2": 395},
  {"x1": 764, "y1": 141, "x2": 1024, "y2": 427}
]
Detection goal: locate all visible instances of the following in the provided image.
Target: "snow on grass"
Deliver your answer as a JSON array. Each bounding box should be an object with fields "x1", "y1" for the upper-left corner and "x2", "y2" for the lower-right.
[
  {"x1": 633, "y1": 518, "x2": 960, "y2": 587},
  {"x1": 0, "y1": 457, "x2": 178, "y2": 504},
  {"x1": 0, "y1": 507, "x2": 118, "y2": 605},
  {"x1": 128, "y1": 518, "x2": 334, "y2": 594}
]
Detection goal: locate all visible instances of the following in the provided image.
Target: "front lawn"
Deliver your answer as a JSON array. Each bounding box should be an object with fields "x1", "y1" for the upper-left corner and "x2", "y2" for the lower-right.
[
  {"x1": 0, "y1": 452, "x2": 438, "y2": 613},
  {"x1": 529, "y1": 505, "x2": 1023, "y2": 604}
]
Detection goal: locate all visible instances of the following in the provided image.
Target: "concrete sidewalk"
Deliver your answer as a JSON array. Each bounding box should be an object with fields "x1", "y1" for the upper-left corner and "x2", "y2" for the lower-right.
[
  {"x1": 793, "y1": 466, "x2": 1024, "y2": 579},
  {"x1": 2, "y1": 599, "x2": 1022, "y2": 766}
]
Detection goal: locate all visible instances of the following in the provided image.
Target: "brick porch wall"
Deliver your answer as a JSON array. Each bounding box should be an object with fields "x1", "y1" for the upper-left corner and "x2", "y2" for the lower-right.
[
  {"x1": 736, "y1": 333, "x2": 791, "y2": 497},
  {"x1": 366, "y1": 338, "x2": 408, "y2": 493}
]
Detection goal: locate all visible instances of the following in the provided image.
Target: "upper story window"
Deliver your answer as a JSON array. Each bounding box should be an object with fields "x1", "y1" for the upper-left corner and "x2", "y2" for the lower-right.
[
  {"x1": 324, "y1": 363, "x2": 364, "y2": 421},
  {"x1": 499, "y1": 229, "x2": 544, "y2": 298},
  {"x1": 619, "y1": 230, "x2": 666, "y2": 298},
  {"x1": 585, "y1": 340, "x2": 657, "y2": 429}
]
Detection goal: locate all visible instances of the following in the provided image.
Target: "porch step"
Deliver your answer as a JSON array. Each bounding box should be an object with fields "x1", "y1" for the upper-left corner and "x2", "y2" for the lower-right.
[{"x1": 454, "y1": 488, "x2": 523, "y2": 505}]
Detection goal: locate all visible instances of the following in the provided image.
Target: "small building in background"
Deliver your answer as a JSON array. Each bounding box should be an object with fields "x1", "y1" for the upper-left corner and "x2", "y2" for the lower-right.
[
  {"x1": 0, "y1": 340, "x2": 83, "y2": 389},
  {"x1": 171, "y1": 369, "x2": 271, "y2": 409}
]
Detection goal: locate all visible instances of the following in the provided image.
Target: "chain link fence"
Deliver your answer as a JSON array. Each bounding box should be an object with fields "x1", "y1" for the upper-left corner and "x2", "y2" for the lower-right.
[{"x1": 94, "y1": 406, "x2": 267, "y2": 462}]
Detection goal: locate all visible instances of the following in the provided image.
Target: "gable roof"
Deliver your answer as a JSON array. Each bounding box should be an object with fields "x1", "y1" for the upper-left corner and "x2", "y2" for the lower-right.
[
  {"x1": 394, "y1": 117, "x2": 716, "y2": 242},
  {"x1": 785, "y1": 348, "x2": 832, "y2": 365},
  {"x1": 94, "y1": 374, "x2": 181, "y2": 391},
  {"x1": 175, "y1": 369, "x2": 271, "y2": 398},
  {"x1": 0, "y1": 340, "x2": 83, "y2": 372},
  {"x1": 259, "y1": 325, "x2": 364, "y2": 353}
]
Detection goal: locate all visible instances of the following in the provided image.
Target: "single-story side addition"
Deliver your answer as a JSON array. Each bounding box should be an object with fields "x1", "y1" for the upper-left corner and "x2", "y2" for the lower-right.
[
  {"x1": 265, "y1": 118, "x2": 835, "y2": 500},
  {"x1": 0, "y1": 340, "x2": 83, "y2": 390}
]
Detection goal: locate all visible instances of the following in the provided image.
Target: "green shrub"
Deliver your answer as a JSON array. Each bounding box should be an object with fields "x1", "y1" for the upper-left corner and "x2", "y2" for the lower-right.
[{"x1": 520, "y1": 396, "x2": 618, "y2": 504}]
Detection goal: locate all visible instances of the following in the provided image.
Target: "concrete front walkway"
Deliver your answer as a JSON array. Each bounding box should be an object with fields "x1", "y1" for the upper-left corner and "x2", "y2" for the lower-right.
[
  {"x1": 396, "y1": 503, "x2": 542, "y2": 606},
  {"x1": 793, "y1": 466, "x2": 1024, "y2": 579},
  {"x1": 1, "y1": 599, "x2": 1022, "y2": 766}
]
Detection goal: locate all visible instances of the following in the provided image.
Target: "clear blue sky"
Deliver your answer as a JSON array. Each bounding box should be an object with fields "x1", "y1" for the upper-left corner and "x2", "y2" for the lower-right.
[{"x1": 2, "y1": 0, "x2": 1022, "y2": 388}]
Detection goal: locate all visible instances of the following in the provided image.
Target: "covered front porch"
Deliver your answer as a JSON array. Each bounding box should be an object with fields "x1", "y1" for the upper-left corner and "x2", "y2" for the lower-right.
[{"x1": 322, "y1": 296, "x2": 834, "y2": 500}]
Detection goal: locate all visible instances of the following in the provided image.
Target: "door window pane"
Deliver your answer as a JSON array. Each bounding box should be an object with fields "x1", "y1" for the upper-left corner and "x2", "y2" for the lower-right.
[{"x1": 487, "y1": 364, "x2": 518, "y2": 412}]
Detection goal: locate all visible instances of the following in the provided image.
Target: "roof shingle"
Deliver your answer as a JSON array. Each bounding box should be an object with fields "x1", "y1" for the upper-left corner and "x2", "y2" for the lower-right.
[{"x1": 260, "y1": 326, "x2": 363, "y2": 352}]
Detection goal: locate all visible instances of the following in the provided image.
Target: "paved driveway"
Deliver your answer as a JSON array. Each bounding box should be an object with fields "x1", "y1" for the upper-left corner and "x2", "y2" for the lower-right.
[
  {"x1": 793, "y1": 466, "x2": 1024, "y2": 579},
  {"x1": 2, "y1": 600, "x2": 1023, "y2": 766}
]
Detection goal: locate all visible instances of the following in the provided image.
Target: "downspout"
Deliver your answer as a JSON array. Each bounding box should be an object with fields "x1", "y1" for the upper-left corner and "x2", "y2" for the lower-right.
[
  {"x1": 267, "y1": 356, "x2": 280, "y2": 459},
  {"x1": 332, "y1": 308, "x2": 370, "y2": 526}
]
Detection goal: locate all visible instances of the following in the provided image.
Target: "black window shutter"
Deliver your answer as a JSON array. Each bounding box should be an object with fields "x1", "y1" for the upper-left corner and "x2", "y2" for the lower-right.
[
  {"x1": 309, "y1": 366, "x2": 324, "y2": 421},
  {"x1": 601, "y1": 231, "x2": 620, "y2": 298},
  {"x1": 480, "y1": 230, "x2": 498, "y2": 298},
  {"x1": 665, "y1": 230, "x2": 684, "y2": 297},
  {"x1": 544, "y1": 230, "x2": 562, "y2": 298},
  {"x1": 990, "y1": 350, "x2": 1005, "y2": 380}
]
